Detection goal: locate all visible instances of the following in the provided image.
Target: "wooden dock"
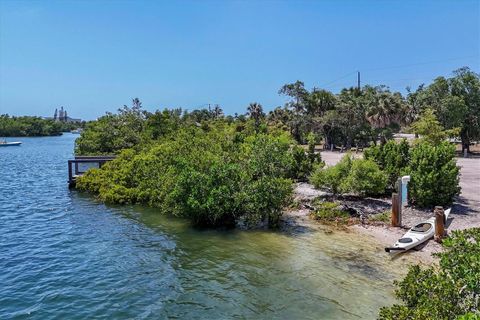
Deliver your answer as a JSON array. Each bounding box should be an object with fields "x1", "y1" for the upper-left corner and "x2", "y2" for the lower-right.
[{"x1": 68, "y1": 156, "x2": 116, "y2": 188}]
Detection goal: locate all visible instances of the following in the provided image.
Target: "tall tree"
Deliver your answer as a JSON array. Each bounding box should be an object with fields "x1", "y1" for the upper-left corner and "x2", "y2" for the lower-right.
[
  {"x1": 212, "y1": 104, "x2": 224, "y2": 119},
  {"x1": 450, "y1": 67, "x2": 480, "y2": 153},
  {"x1": 335, "y1": 87, "x2": 370, "y2": 148},
  {"x1": 305, "y1": 89, "x2": 336, "y2": 117},
  {"x1": 247, "y1": 102, "x2": 265, "y2": 132},
  {"x1": 278, "y1": 81, "x2": 308, "y2": 113},
  {"x1": 365, "y1": 86, "x2": 406, "y2": 144},
  {"x1": 411, "y1": 67, "x2": 480, "y2": 152},
  {"x1": 278, "y1": 81, "x2": 309, "y2": 142}
]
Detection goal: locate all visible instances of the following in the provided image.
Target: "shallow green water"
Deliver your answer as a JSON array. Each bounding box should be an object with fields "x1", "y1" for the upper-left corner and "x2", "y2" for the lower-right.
[{"x1": 0, "y1": 134, "x2": 403, "y2": 319}]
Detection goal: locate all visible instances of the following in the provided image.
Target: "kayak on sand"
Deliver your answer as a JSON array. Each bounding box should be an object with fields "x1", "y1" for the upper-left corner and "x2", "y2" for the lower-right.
[{"x1": 385, "y1": 208, "x2": 451, "y2": 254}]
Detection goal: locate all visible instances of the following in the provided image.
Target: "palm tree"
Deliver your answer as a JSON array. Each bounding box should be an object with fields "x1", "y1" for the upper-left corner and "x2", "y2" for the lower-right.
[
  {"x1": 366, "y1": 88, "x2": 405, "y2": 129},
  {"x1": 247, "y1": 102, "x2": 265, "y2": 132},
  {"x1": 212, "y1": 104, "x2": 223, "y2": 119},
  {"x1": 365, "y1": 87, "x2": 406, "y2": 144},
  {"x1": 306, "y1": 89, "x2": 336, "y2": 117}
]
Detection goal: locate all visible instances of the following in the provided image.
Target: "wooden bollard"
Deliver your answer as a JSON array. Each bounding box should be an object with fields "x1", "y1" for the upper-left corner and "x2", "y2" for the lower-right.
[
  {"x1": 391, "y1": 193, "x2": 400, "y2": 227},
  {"x1": 434, "y1": 206, "x2": 445, "y2": 242}
]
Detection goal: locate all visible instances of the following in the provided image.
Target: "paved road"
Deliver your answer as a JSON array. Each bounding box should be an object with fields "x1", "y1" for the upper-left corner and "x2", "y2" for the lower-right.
[{"x1": 457, "y1": 158, "x2": 480, "y2": 203}]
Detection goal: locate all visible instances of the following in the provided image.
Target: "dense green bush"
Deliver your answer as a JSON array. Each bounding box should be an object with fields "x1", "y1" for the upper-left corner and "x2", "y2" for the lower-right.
[
  {"x1": 342, "y1": 158, "x2": 388, "y2": 196},
  {"x1": 289, "y1": 145, "x2": 323, "y2": 181},
  {"x1": 379, "y1": 228, "x2": 480, "y2": 320},
  {"x1": 364, "y1": 139, "x2": 410, "y2": 189},
  {"x1": 310, "y1": 154, "x2": 352, "y2": 194},
  {"x1": 407, "y1": 141, "x2": 460, "y2": 207},
  {"x1": 77, "y1": 127, "x2": 296, "y2": 228},
  {"x1": 75, "y1": 105, "x2": 147, "y2": 155},
  {"x1": 310, "y1": 155, "x2": 387, "y2": 196}
]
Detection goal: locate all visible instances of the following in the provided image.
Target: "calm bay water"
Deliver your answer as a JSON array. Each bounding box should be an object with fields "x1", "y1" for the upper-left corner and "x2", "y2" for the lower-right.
[{"x1": 1, "y1": 134, "x2": 401, "y2": 319}]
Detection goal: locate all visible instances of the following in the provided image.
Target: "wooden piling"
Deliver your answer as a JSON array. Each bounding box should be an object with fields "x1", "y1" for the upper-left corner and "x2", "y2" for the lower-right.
[
  {"x1": 434, "y1": 206, "x2": 446, "y2": 243},
  {"x1": 391, "y1": 193, "x2": 400, "y2": 227}
]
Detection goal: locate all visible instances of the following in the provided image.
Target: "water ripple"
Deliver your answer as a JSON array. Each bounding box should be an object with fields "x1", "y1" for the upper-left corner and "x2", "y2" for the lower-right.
[{"x1": 0, "y1": 135, "x2": 400, "y2": 319}]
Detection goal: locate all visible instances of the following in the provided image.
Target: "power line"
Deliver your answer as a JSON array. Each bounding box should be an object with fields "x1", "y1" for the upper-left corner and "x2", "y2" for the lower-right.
[
  {"x1": 318, "y1": 55, "x2": 478, "y2": 91},
  {"x1": 362, "y1": 55, "x2": 479, "y2": 73},
  {"x1": 320, "y1": 71, "x2": 357, "y2": 88}
]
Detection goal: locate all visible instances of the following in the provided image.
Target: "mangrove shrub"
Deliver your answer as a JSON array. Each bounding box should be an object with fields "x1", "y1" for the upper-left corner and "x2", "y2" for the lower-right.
[
  {"x1": 407, "y1": 141, "x2": 460, "y2": 207},
  {"x1": 364, "y1": 139, "x2": 410, "y2": 189},
  {"x1": 379, "y1": 228, "x2": 480, "y2": 320},
  {"x1": 310, "y1": 155, "x2": 387, "y2": 196},
  {"x1": 77, "y1": 127, "x2": 297, "y2": 228}
]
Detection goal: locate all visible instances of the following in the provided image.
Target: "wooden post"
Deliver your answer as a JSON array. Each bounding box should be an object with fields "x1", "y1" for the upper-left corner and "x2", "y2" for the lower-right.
[
  {"x1": 434, "y1": 206, "x2": 445, "y2": 242},
  {"x1": 391, "y1": 193, "x2": 400, "y2": 227}
]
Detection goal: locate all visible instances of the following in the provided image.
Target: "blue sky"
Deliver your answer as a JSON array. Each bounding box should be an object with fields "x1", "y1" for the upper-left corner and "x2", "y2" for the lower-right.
[{"x1": 0, "y1": 0, "x2": 479, "y2": 120}]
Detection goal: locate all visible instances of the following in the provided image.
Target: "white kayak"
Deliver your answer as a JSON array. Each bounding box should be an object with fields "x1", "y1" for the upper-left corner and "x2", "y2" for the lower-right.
[{"x1": 385, "y1": 208, "x2": 451, "y2": 254}]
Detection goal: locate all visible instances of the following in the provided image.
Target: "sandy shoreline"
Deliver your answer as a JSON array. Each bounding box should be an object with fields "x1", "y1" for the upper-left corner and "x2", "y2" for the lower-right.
[{"x1": 284, "y1": 151, "x2": 480, "y2": 265}]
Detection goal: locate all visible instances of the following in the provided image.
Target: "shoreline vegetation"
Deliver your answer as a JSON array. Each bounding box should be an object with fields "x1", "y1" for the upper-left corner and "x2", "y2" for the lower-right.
[
  {"x1": 0, "y1": 114, "x2": 83, "y2": 137},
  {"x1": 73, "y1": 68, "x2": 479, "y2": 319}
]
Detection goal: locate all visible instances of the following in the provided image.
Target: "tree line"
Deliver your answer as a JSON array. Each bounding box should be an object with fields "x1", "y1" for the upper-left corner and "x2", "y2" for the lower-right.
[
  {"x1": 75, "y1": 67, "x2": 479, "y2": 156},
  {"x1": 0, "y1": 115, "x2": 83, "y2": 137},
  {"x1": 269, "y1": 67, "x2": 479, "y2": 153}
]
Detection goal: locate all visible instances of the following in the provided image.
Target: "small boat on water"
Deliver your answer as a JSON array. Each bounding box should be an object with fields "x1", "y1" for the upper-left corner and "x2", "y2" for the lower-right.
[
  {"x1": 71, "y1": 129, "x2": 83, "y2": 134},
  {"x1": 385, "y1": 208, "x2": 451, "y2": 254},
  {"x1": 0, "y1": 139, "x2": 22, "y2": 147}
]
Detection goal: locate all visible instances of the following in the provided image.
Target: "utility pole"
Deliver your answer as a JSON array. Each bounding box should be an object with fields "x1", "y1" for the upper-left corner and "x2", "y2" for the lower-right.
[{"x1": 357, "y1": 71, "x2": 361, "y2": 90}]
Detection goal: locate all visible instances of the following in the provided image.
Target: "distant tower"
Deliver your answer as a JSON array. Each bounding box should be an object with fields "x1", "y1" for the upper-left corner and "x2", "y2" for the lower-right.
[
  {"x1": 59, "y1": 106, "x2": 65, "y2": 122},
  {"x1": 64, "y1": 110, "x2": 68, "y2": 121},
  {"x1": 54, "y1": 108, "x2": 58, "y2": 121}
]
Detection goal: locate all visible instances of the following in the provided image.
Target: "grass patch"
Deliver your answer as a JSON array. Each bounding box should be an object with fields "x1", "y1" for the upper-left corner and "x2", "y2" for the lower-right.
[
  {"x1": 311, "y1": 201, "x2": 350, "y2": 221},
  {"x1": 370, "y1": 210, "x2": 391, "y2": 224}
]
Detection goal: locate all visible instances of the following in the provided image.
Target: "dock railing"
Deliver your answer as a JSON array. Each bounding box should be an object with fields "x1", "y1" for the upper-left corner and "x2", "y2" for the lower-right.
[{"x1": 68, "y1": 155, "x2": 116, "y2": 187}]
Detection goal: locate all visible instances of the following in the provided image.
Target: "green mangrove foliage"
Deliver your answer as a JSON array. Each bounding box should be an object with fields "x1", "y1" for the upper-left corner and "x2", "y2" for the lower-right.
[
  {"x1": 75, "y1": 102, "x2": 148, "y2": 155},
  {"x1": 289, "y1": 133, "x2": 323, "y2": 182},
  {"x1": 407, "y1": 141, "x2": 460, "y2": 207},
  {"x1": 363, "y1": 132, "x2": 460, "y2": 207},
  {"x1": 77, "y1": 125, "x2": 303, "y2": 228},
  {"x1": 0, "y1": 114, "x2": 80, "y2": 137},
  {"x1": 379, "y1": 228, "x2": 480, "y2": 320},
  {"x1": 364, "y1": 139, "x2": 410, "y2": 189},
  {"x1": 312, "y1": 134, "x2": 460, "y2": 207},
  {"x1": 310, "y1": 155, "x2": 387, "y2": 196}
]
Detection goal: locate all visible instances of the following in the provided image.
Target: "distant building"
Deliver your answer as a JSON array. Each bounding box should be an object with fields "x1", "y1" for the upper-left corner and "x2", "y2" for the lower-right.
[{"x1": 50, "y1": 107, "x2": 81, "y2": 123}]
